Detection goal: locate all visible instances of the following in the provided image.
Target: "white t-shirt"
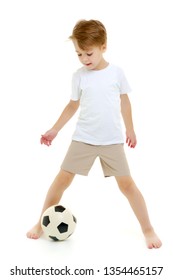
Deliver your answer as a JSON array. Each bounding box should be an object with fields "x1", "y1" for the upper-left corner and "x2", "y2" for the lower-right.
[{"x1": 70, "y1": 64, "x2": 131, "y2": 145}]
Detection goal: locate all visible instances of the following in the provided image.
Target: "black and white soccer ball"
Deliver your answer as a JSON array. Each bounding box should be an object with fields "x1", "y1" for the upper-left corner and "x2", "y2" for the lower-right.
[{"x1": 41, "y1": 205, "x2": 77, "y2": 241}]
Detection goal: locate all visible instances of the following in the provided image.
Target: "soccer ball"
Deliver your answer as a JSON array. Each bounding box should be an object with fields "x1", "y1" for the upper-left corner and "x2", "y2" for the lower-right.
[{"x1": 41, "y1": 205, "x2": 77, "y2": 241}]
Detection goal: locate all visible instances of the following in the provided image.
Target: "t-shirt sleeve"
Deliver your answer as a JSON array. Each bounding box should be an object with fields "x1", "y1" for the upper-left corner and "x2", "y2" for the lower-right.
[
  {"x1": 118, "y1": 68, "x2": 132, "y2": 94},
  {"x1": 70, "y1": 71, "x2": 82, "y2": 101}
]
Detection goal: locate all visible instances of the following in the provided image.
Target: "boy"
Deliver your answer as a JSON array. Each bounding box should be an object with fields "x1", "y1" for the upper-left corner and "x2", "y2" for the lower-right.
[{"x1": 27, "y1": 20, "x2": 162, "y2": 249}]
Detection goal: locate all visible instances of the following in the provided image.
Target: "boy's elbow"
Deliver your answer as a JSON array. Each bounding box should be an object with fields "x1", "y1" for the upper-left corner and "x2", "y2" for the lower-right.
[{"x1": 69, "y1": 100, "x2": 80, "y2": 112}]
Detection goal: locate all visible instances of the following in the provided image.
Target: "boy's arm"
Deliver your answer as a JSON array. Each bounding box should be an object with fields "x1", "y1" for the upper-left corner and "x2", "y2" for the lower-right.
[
  {"x1": 52, "y1": 100, "x2": 80, "y2": 132},
  {"x1": 41, "y1": 100, "x2": 80, "y2": 146},
  {"x1": 120, "y1": 94, "x2": 137, "y2": 148}
]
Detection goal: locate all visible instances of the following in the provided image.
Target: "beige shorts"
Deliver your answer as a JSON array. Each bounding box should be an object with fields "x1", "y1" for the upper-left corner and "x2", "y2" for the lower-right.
[{"x1": 61, "y1": 141, "x2": 130, "y2": 177}]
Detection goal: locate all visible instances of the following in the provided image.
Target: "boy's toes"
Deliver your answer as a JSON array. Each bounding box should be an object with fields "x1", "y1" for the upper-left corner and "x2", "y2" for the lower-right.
[
  {"x1": 26, "y1": 225, "x2": 42, "y2": 239},
  {"x1": 145, "y1": 230, "x2": 162, "y2": 249}
]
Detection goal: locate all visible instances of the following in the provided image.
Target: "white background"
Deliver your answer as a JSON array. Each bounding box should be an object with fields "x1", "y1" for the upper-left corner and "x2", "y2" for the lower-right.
[{"x1": 0, "y1": 0, "x2": 173, "y2": 279}]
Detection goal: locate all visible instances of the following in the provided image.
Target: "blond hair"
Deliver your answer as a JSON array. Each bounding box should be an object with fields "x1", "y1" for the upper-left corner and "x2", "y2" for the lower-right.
[{"x1": 69, "y1": 19, "x2": 107, "y2": 50}]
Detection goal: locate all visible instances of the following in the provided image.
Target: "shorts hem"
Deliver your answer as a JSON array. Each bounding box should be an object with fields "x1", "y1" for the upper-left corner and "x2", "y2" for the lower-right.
[
  {"x1": 104, "y1": 173, "x2": 131, "y2": 178},
  {"x1": 60, "y1": 167, "x2": 88, "y2": 176}
]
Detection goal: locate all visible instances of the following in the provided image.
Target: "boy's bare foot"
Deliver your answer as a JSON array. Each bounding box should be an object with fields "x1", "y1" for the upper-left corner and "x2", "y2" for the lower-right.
[
  {"x1": 144, "y1": 228, "x2": 162, "y2": 249},
  {"x1": 26, "y1": 223, "x2": 43, "y2": 239}
]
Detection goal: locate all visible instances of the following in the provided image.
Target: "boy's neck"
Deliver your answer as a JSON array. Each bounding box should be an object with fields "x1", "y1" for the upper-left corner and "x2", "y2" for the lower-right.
[{"x1": 93, "y1": 59, "x2": 109, "y2": 70}]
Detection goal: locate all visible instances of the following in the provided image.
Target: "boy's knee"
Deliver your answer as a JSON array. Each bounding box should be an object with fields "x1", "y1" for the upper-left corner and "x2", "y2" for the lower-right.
[
  {"x1": 58, "y1": 169, "x2": 75, "y2": 188},
  {"x1": 115, "y1": 176, "x2": 134, "y2": 194}
]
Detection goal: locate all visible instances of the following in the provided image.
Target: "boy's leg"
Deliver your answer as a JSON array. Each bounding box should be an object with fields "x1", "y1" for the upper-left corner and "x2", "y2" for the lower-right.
[
  {"x1": 115, "y1": 175, "x2": 162, "y2": 249},
  {"x1": 26, "y1": 169, "x2": 75, "y2": 239}
]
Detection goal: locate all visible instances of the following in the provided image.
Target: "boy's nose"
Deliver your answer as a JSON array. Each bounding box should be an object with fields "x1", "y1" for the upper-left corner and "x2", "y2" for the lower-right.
[{"x1": 82, "y1": 55, "x2": 89, "y2": 63}]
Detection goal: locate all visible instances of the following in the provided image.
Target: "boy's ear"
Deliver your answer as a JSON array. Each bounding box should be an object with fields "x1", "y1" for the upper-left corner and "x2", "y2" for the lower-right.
[{"x1": 101, "y1": 43, "x2": 107, "y2": 52}]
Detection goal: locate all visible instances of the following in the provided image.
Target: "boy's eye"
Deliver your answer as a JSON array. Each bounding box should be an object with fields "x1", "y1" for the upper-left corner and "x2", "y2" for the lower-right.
[{"x1": 77, "y1": 52, "x2": 93, "y2": 57}]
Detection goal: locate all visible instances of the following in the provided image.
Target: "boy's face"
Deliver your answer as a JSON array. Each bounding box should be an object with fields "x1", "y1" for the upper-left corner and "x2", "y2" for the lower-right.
[{"x1": 73, "y1": 40, "x2": 107, "y2": 70}]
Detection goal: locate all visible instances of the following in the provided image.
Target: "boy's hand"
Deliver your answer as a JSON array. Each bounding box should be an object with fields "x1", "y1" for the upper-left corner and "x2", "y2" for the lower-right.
[
  {"x1": 40, "y1": 129, "x2": 58, "y2": 146},
  {"x1": 126, "y1": 130, "x2": 137, "y2": 148}
]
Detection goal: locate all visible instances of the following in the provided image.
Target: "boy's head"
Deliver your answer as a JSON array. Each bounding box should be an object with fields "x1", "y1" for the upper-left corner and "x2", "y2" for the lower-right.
[{"x1": 69, "y1": 19, "x2": 107, "y2": 50}]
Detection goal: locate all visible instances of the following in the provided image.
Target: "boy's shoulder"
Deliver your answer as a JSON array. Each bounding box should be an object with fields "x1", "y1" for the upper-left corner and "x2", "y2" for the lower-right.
[
  {"x1": 72, "y1": 67, "x2": 85, "y2": 84},
  {"x1": 109, "y1": 64, "x2": 125, "y2": 73},
  {"x1": 72, "y1": 66, "x2": 85, "y2": 78},
  {"x1": 74, "y1": 66, "x2": 87, "y2": 75}
]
